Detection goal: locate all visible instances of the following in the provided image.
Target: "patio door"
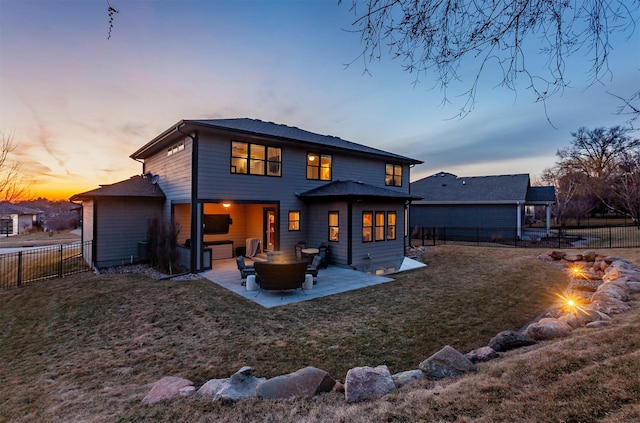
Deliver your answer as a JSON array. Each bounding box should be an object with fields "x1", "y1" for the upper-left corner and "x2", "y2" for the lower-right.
[{"x1": 263, "y1": 208, "x2": 277, "y2": 252}]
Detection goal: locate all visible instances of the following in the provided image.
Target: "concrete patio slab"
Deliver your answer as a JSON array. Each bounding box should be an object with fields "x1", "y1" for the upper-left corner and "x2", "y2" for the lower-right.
[{"x1": 200, "y1": 258, "x2": 395, "y2": 308}]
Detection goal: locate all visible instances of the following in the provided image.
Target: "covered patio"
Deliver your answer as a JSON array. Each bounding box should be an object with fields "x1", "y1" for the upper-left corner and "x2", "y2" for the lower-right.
[{"x1": 200, "y1": 258, "x2": 398, "y2": 308}]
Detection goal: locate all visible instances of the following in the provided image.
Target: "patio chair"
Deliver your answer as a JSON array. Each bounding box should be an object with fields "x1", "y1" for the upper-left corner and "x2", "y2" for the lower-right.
[
  {"x1": 236, "y1": 255, "x2": 255, "y2": 280},
  {"x1": 294, "y1": 241, "x2": 307, "y2": 261},
  {"x1": 307, "y1": 254, "x2": 322, "y2": 282},
  {"x1": 318, "y1": 243, "x2": 329, "y2": 268}
]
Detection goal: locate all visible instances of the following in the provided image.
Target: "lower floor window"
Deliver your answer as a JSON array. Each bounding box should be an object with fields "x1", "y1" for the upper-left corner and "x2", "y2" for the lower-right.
[
  {"x1": 375, "y1": 212, "x2": 385, "y2": 241},
  {"x1": 328, "y1": 211, "x2": 339, "y2": 241},
  {"x1": 387, "y1": 211, "x2": 396, "y2": 240},
  {"x1": 288, "y1": 211, "x2": 300, "y2": 231},
  {"x1": 362, "y1": 210, "x2": 397, "y2": 242}
]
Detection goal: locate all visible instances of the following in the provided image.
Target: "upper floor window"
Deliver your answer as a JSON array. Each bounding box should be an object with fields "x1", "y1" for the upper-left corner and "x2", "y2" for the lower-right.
[
  {"x1": 167, "y1": 141, "x2": 185, "y2": 156},
  {"x1": 307, "y1": 153, "x2": 332, "y2": 181},
  {"x1": 231, "y1": 141, "x2": 281, "y2": 176},
  {"x1": 385, "y1": 164, "x2": 402, "y2": 186}
]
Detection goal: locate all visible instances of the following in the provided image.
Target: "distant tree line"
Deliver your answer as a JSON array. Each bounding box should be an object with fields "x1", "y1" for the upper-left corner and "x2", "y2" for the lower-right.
[{"x1": 539, "y1": 126, "x2": 640, "y2": 226}]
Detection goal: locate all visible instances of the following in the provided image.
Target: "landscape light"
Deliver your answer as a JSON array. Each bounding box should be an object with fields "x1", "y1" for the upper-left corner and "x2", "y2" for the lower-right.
[
  {"x1": 555, "y1": 292, "x2": 586, "y2": 314},
  {"x1": 569, "y1": 265, "x2": 586, "y2": 279}
]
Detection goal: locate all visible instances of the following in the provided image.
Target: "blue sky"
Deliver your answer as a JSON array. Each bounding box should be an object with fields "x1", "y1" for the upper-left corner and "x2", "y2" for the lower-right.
[{"x1": 0, "y1": 0, "x2": 638, "y2": 199}]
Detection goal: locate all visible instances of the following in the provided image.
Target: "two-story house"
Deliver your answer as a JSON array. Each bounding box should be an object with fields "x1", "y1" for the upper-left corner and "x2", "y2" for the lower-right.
[{"x1": 71, "y1": 119, "x2": 423, "y2": 272}]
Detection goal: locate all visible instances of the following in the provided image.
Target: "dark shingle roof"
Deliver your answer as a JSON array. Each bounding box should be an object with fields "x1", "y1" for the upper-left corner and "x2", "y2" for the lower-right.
[
  {"x1": 70, "y1": 175, "x2": 166, "y2": 201},
  {"x1": 411, "y1": 172, "x2": 553, "y2": 204},
  {"x1": 299, "y1": 180, "x2": 422, "y2": 201},
  {"x1": 526, "y1": 186, "x2": 555, "y2": 203},
  {"x1": 0, "y1": 203, "x2": 43, "y2": 215},
  {"x1": 131, "y1": 118, "x2": 423, "y2": 164}
]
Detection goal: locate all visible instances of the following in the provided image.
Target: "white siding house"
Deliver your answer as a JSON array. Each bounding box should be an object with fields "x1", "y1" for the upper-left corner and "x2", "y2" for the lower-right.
[{"x1": 0, "y1": 203, "x2": 43, "y2": 236}]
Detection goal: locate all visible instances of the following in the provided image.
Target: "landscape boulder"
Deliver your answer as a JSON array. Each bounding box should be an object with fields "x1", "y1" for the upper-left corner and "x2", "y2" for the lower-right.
[
  {"x1": 559, "y1": 307, "x2": 608, "y2": 329},
  {"x1": 581, "y1": 251, "x2": 598, "y2": 262},
  {"x1": 197, "y1": 378, "x2": 228, "y2": 397},
  {"x1": 547, "y1": 251, "x2": 566, "y2": 260},
  {"x1": 563, "y1": 253, "x2": 583, "y2": 262},
  {"x1": 391, "y1": 369, "x2": 425, "y2": 388},
  {"x1": 213, "y1": 366, "x2": 266, "y2": 402},
  {"x1": 465, "y1": 346, "x2": 499, "y2": 364},
  {"x1": 567, "y1": 278, "x2": 602, "y2": 292},
  {"x1": 488, "y1": 330, "x2": 536, "y2": 352},
  {"x1": 256, "y1": 366, "x2": 336, "y2": 400},
  {"x1": 141, "y1": 376, "x2": 194, "y2": 405},
  {"x1": 590, "y1": 297, "x2": 631, "y2": 315},
  {"x1": 525, "y1": 318, "x2": 573, "y2": 341},
  {"x1": 419, "y1": 345, "x2": 476, "y2": 380},
  {"x1": 344, "y1": 365, "x2": 395, "y2": 403}
]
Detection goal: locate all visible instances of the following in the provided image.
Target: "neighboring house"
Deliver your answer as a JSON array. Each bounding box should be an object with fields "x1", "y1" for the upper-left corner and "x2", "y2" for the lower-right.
[
  {"x1": 72, "y1": 118, "x2": 423, "y2": 272},
  {"x1": 0, "y1": 203, "x2": 44, "y2": 236},
  {"x1": 410, "y1": 172, "x2": 555, "y2": 240}
]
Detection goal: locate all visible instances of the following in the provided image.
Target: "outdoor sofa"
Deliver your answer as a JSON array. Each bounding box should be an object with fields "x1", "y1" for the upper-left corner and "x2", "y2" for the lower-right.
[{"x1": 247, "y1": 261, "x2": 313, "y2": 293}]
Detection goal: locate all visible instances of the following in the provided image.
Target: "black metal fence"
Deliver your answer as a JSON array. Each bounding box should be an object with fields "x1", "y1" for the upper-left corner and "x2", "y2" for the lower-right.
[
  {"x1": 411, "y1": 224, "x2": 640, "y2": 249},
  {"x1": 0, "y1": 241, "x2": 92, "y2": 289}
]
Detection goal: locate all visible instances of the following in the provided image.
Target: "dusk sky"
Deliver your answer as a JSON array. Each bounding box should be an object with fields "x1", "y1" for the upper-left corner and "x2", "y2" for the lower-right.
[{"x1": 1, "y1": 0, "x2": 638, "y2": 200}]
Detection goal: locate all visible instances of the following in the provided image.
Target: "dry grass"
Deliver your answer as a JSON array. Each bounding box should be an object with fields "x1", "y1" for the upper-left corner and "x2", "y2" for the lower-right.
[
  {"x1": 1, "y1": 246, "x2": 638, "y2": 422},
  {"x1": 0, "y1": 229, "x2": 80, "y2": 248}
]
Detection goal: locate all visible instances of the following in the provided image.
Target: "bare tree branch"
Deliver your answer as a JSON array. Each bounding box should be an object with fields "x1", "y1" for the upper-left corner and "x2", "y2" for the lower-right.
[
  {"x1": 340, "y1": 0, "x2": 639, "y2": 118},
  {"x1": 1, "y1": 132, "x2": 28, "y2": 202}
]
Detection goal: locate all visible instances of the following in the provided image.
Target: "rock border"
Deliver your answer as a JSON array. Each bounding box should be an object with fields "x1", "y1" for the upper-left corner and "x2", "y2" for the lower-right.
[{"x1": 142, "y1": 250, "x2": 639, "y2": 404}]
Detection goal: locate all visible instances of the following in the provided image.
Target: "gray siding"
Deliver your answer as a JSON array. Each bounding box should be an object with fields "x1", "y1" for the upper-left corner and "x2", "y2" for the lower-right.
[
  {"x1": 410, "y1": 204, "x2": 517, "y2": 228},
  {"x1": 94, "y1": 198, "x2": 164, "y2": 268},
  {"x1": 139, "y1": 128, "x2": 413, "y2": 269},
  {"x1": 307, "y1": 201, "x2": 349, "y2": 266},
  {"x1": 144, "y1": 136, "x2": 193, "y2": 221},
  {"x1": 351, "y1": 201, "x2": 405, "y2": 269}
]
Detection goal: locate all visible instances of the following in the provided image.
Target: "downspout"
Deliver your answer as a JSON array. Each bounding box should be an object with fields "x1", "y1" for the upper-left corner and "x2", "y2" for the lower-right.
[
  {"x1": 177, "y1": 124, "x2": 198, "y2": 273},
  {"x1": 516, "y1": 202, "x2": 522, "y2": 239},
  {"x1": 407, "y1": 163, "x2": 416, "y2": 251},
  {"x1": 347, "y1": 198, "x2": 353, "y2": 266}
]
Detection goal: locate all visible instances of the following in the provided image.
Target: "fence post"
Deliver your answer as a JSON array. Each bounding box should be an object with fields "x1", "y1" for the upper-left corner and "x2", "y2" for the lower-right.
[
  {"x1": 59, "y1": 244, "x2": 63, "y2": 278},
  {"x1": 17, "y1": 251, "x2": 22, "y2": 287},
  {"x1": 609, "y1": 225, "x2": 612, "y2": 249}
]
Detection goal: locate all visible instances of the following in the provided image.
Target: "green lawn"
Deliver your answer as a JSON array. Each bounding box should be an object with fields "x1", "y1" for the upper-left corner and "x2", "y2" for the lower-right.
[{"x1": 1, "y1": 246, "x2": 638, "y2": 422}]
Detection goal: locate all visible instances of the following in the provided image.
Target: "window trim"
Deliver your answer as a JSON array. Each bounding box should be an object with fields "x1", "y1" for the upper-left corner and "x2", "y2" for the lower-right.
[
  {"x1": 385, "y1": 163, "x2": 402, "y2": 187},
  {"x1": 167, "y1": 140, "x2": 185, "y2": 156},
  {"x1": 230, "y1": 140, "x2": 281, "y2": 177},
  {"x1": 387, "y1": 211, "x2": 397, "y2": 240},
  {"x1": 288, "y1": 211, "x2": 300, "y2": 231},
  {"x1": 328, "y1": 211, "x2": 339, "y2": 242},
  {"x1": 374, "y1": 211, "x2": 386, "y2": 241},
  {"x1": 307, "y1": 152, "x2": 332, "y2": 181},
  {"x1": 362, "y1": 211, "x2": 373, "y2": 243}
]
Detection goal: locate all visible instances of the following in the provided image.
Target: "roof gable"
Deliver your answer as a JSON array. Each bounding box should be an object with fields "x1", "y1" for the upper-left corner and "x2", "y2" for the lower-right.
[{"x1": 70, "y1": 175, "x2": 166, "y2": 201}]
